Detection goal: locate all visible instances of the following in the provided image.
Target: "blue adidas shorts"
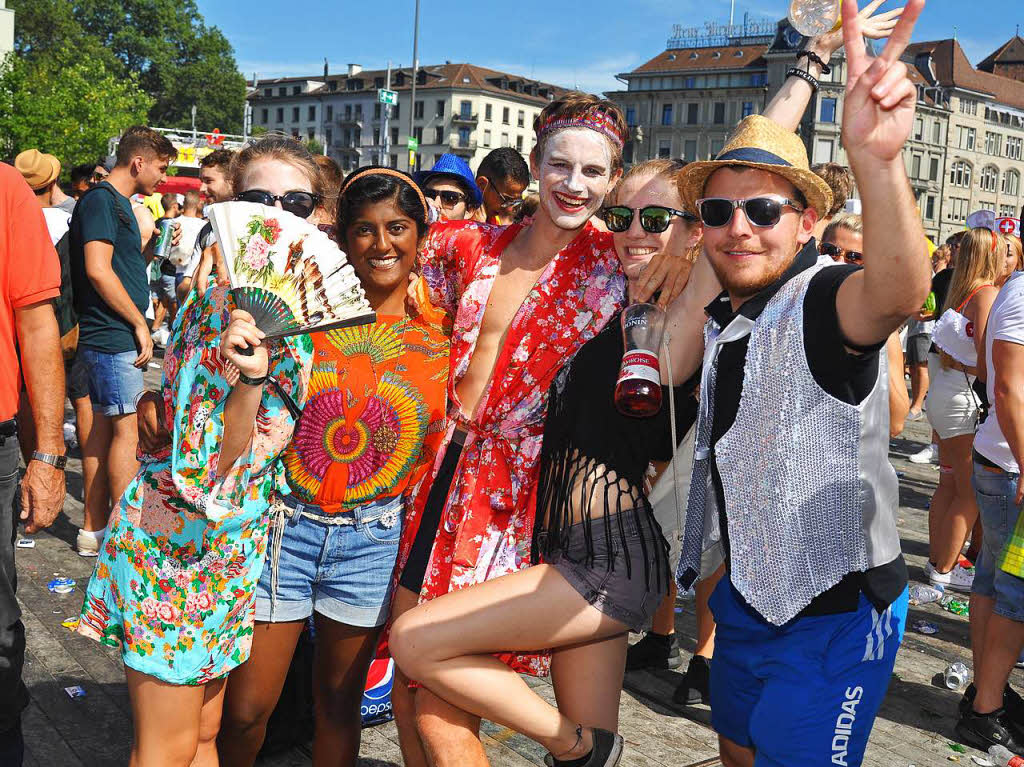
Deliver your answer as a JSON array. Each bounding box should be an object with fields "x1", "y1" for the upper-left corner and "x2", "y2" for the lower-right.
[{"x1": 709, "y1": 579, "x2": 908, "y2": 767}]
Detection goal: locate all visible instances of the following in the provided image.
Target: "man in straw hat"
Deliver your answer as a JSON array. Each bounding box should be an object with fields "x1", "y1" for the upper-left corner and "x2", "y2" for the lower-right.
[{"x1": 669, "y1": 0, "x2": 929, "y2": 764}]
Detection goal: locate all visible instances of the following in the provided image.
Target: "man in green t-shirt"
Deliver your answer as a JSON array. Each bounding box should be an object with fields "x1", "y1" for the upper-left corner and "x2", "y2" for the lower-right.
[{"x1": 69, "y1": 126, "x2": 176, "y2": 556}]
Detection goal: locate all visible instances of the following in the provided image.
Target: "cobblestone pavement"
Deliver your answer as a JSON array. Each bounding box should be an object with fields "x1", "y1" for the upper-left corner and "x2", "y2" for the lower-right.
[{"x1": 15, "y1": 373, "x2": 1017, "y2": 765}]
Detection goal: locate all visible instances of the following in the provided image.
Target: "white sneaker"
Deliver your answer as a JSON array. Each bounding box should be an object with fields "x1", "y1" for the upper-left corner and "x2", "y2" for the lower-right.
[
  {"x1": 926, "y1": 561, "x2": 974, "y2": 592},
  {"x1": 76, "y1": 527, "x2": 106, "y2": 557},
  {"x1": 909, "y1": 444, "x2": 938, "y2": 464},
  {"x1": 906, "y1": 409, "x2": 925, "y2": 422}
]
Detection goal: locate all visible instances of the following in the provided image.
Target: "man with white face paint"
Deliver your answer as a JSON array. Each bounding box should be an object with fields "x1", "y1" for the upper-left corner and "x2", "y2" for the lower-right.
[{"x1": 388, "y1": 93, "x2": 687, "y2": 767}]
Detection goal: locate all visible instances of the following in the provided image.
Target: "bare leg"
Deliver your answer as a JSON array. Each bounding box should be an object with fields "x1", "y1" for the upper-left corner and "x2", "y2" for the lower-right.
[
  {"x1": 191, "y1": 680, "x2": 227, "y2": 767},
  {"x1": 151, "y1": 300, "x2": 166, "y2": 334},
  {"x1": 415, "y1": 690, "x2": 487, "y2": 767},
  {"x1": 927, "y1": 436, "x2": 955, "y2": 565},
  {"x1": 719, "y1": 734, "x2": 755, "y2": 767},
  {"x1": 108, "y1": 412, "x2": 140, "y2": 511},
  {"x1": 551, "y1": 634, "x2": 628, "y2": 731},
  {"x1": 650, "y1": 581, "x2": 677, "y2": 636},
  {"x1": 965, "y1": 516, "x2": 983, "y2": 565},
  {"x1": 72, "y1": 396, "x2": 93, "y2": 462},
  {"x1": 933, "y1": 435, "x2": 978, "y2": 572},
  {"x1": 970, "y1": 593, "x2": 995, "y2": 679},
  {"x1": 694, "y1": 565, "x2": 725, "y2": 658},
  {"x1": 82, "y1": 410, "x2": 112, "y2": 532},
  {"x1": 390, "y1": 586, "x2": 431, "y2": 767},
  {"x1": 391, "y1": 565, "x2": 632, "y2": 759},
  {"x1": 126, "y1": 667, "x2": 221, "y2": 767},
  {"x1": 974, "y1": 613, "x2": 1024, "y2": 713},
  {"x1": 310, "y1": 614, "x2": 382, "y2": 766},
  {"x1": 909, "y1": 361, "x2": 928, "y2": 414},
  {"x1": 218, "y1": 620, "x2": 305, "y2": 767}
]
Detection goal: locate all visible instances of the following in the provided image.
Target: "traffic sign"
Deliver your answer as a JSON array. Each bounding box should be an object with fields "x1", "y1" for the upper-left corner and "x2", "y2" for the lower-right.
[
  {"x1": 378, "y1": 89, "x2": 398, "y2": 106},
  {"x1": 408, "y1": 150, "x2": 417, "y2": 169},
  {"x1": 407, "y1": 137, "x2": 419, "y2": 151}
]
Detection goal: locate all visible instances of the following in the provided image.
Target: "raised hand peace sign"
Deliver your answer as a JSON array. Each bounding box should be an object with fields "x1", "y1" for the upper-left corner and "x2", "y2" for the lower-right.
[{"x1": 841, "y1": 0, "x2": 926, "y2": 165}]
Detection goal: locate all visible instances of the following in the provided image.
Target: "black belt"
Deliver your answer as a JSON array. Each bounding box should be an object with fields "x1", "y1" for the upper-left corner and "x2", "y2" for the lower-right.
[
  {"x1": 0, "y1": 419, "x2": 17, "y2": 439},
  {"x1": 974, "y1": 448, "x2": 1003, "y2": 471}
]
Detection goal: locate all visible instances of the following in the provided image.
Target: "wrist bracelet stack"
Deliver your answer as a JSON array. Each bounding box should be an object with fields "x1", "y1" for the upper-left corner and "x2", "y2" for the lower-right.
[
  {"x1": 237, "y1": 371, "x2": 268, "y2": 387},
  {"x1": 796, "y1": 49, "x2": 832, "y2": 75},
  {"x1": 786, "y1": 68, "x2": 820, "y2": 92}
]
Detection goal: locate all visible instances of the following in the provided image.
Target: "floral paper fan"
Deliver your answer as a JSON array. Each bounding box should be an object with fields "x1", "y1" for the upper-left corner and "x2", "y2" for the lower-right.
[{"x1": 207, "y1": 201, "x2": 374, "y2": 339}]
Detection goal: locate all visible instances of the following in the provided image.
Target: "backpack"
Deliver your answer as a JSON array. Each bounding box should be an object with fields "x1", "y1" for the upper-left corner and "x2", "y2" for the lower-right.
[{"x1": 52, "y1": 228, "x2": 79, "y2": 359}]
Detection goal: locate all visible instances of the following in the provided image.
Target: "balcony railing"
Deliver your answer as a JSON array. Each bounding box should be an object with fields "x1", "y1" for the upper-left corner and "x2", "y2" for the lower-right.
[
  {"x1": 449, "y1": 139, "x2": 478, "y2": 154},
  {"x1": 452, "y1": 113, "x2": 479, "y2": 126}
]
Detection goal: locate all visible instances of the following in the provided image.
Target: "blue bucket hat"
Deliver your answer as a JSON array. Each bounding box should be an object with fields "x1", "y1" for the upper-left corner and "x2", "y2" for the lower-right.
[{"x1": 415, "y1": 153, "x2": 483, "y2": 208}]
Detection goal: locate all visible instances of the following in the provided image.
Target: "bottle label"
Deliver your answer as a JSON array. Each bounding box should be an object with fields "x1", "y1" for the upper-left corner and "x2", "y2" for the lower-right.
[{"x1": 618, "y1": 351, "x2": 660, "y2": 385}]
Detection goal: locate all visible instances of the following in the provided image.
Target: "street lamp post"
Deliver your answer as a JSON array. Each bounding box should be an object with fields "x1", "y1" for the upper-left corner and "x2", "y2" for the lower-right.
[{"x1": 408, "y1": 0, "x2": 420, "y2": 172}]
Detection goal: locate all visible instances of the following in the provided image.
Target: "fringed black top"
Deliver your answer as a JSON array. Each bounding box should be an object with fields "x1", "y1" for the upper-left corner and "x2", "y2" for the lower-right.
[{"x1": 533, "y1": 310, "x2": 699, "y2": 592}]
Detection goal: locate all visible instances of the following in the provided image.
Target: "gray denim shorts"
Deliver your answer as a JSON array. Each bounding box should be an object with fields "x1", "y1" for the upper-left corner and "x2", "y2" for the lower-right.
[{"x1": 548, "y1": 511, "x2": 668, "y2": 632}]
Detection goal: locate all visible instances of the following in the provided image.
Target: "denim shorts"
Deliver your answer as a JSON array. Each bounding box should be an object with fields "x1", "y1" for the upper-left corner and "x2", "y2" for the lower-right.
[
  {"x1": 972, "y1": 462, "x2": 1024, "y2": 621},
  {"x1": 254, "y1": 495, "x2": 404, "y2": 628},
  {"x1": 80, "y1": 348, "x2": 145, "y2": 416}
]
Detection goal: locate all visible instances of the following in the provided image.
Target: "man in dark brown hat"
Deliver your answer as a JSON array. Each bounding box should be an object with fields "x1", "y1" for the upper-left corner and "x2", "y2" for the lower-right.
[{"x1": 667, "y1": 1, "x2": 931, "y2": 764}]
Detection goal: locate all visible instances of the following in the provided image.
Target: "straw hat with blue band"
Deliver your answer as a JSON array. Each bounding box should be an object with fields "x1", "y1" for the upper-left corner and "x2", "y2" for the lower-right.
[{"x1": 677, "y1": 115, "x2": 833, "y2": 221}]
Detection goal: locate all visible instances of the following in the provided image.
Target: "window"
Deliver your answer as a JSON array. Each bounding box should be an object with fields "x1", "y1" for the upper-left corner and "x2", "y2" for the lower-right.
[
  {"x1": 436, "y1": 100, "x2": 445, "y2": 118},
  {"x1": 260, "y1": 108, "x2": 268, "y2": 122},
  {"x1": 354, "y1": 104, "x2": 362, "y2": 117},
  {"x1": 342, "y1": 128, "x2": 350, "y2": 146},
  {"x1": 981, "y1": 165, "x2": 999, "y2": 193},
  {"x1": 684, "y1": 139, "x2": 697, "y2": 161},
  {"x1": 325, "y1": 128, "x2": 333, "y2": 146},
  {"x1": 308, "y1": 106, "x2": 316, "y2": 121},
  {"x1": 949, "y1": 160, "x2": 972, "y2": 188},
  {"x1": 1007, "y1": 136, "x2": 1023, "y2": 160},
  {"x1": 710, "y1": 137, "x2": 725, "y2": 158},
  {"x1": 958, "y1": 126, "x2": 976, "y2": 150},
  {"x1": 959, "y1": 98, "x2": 978, "y2": 115},
  {"x1": 741, "y1": 101, "x2": 754, "y2": 119},
  {"x1": 353, "y1": 127, "x2": 361, "y2": 145},
  {"x1": 658, "y1": 139, "x2": 671, "y2": 159},
  {"x1": 293, "y1": 85, "x2": 301, "y2": 95},
  {"x1": 820, "y1": 97, "x2": 837, "y2": 124},
  {"x1": 913, "y1": 117, "x2": 923, "y2": 140},
  {"x1": 625, "y1": 107, "x2": 636, "y2": 127},
  {"x1": 434, "y1": 126, "x2": 445, "y2": 145},
  {"x1": 276, "y1": 107, "x2": 284, "y2": 122},
  {"x1": 279, "y1": 87, "x2": 286, "y2": 96},
  {"x1": 459, "y1": 100, "x2": 472, "y2": 119},
  {"x1": 483, "y1": 129, "x2": 492, "y2": 147},
  {"x1": 910, "y1": 154, "x2": 921, "y2": 179},
  {"x1": 393, "y1": 102, "x2": 399, "y2": 120},
  {"x1": 932, "y1": 121, "x2": 942, "y2": 143},
  {"x1": 517, "y1": 110, "x2": 525, "y2": 128},
  {"x1": 1004, "y1": 169, "x2": 1021, "y2": 196},
  {"x1": 390, "y1": 154, "x2": 398, "y2": 169},
  {"x1": 326, "y1": 105, "x2": 333, "y2": 121},
  {"x1": 925, "y1": 195, "x2": 935, "y2": 220},
  {"x1": 292, "y1": 107, "x2": 300, "y2": 122},
  {"x1": 713, "y1": 102, "x2": 725, "y2": 125},
  {"x1": 662, "y1": 104, "x2": 673, "y2": 126},
  {"x1": 458, "y1": 127, "x2": 471, "y2": 148},
  {"x1": 372, "y1": 127, "x2": 381, "y2": 145},
  {"x1": 501, "y1": 132, "x2": 509, "y2": 147},
  {"x1": 516, "y1": 135, "x2": 523, "y2": 152},
  {"x1": 687, "y1": 103, "x2": 699, "y2": 125},
  {"x1": 345, "y1": 104, "x2": 352, "y2": 119},
  {"x1": 414, "y1": 101, "x2": 424, "y2": 119},
  {"x1": 1001, "y1": 204, "x2": 1017, "y2": 217},
  {"x1": 684, "y1": 76, "x2": 696, "y2": 89},
  {"x1": 485, "y1": 103, "x2": 493, "y2": 121},
  {"x1": 375, "y1": 77, "x2": 384, "y2": 88},
  {"x1": 986, "y1": 132, "x2": 1002, "y2": 155},
  {"x1": 413, "y1": 126, "x2": 423, "y2": 143},
  {"x1": 502, "y1": 107, "x2": 510, "y2": 124},
  {"x1": 929, "y1": 157, "x2": 939, "y2": 181},
  {"x1": 307, "y1": 128, "x2": 315, "y2": 140},
  {"x1": 814, "y1": 138, "x2": 834, "y2": 164},
  {"x1": 391, "y1": 127, "x2": 399, "y2": 144},
  {"x1": 264, "y1": 88, "x2": 272, "y2": 97},
  {"x1": 949, "y1": 197, "x2": 970, "y2": 221},
  {"x1": 374, "y1": 103, "x2": 381, "y2": 119}
]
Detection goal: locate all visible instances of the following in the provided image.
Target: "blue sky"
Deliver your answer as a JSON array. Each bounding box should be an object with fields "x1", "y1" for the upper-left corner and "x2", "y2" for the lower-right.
[{"x1": 197, "y1": 0, "x2": 1018, "y2": 95}]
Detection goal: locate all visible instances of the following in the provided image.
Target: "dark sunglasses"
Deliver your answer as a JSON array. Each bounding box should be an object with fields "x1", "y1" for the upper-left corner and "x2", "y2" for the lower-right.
[
  {"x1": 602, "y1": 205, "x2": 697, "y2": 233},
  {"x1": 236, "y1": 189, "x2": 320, "y2": 219},
  {"x1": 819, "y1": 241, "x2": 863, "y2": 264},
  {"x1": 696, "y1": 196, "x2": 804, "y2": 229},
  {"x1": 424, "y1": 188, "x2": 467, "y2": 208},
  {"x1": 481, "y1": 176, "x2": 523, "y2": 210}
]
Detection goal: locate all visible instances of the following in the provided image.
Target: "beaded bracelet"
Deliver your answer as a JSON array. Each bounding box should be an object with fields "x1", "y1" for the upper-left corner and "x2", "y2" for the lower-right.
[
  {"x1": 786, "y1": 67, "x2": 820, "y2": 92},
  {"x1": 238, "y1": 371, "x2": 268, "y2": 387},
  {"x1": 796, "y1": 49, "x2": 832, "y2": 75}
]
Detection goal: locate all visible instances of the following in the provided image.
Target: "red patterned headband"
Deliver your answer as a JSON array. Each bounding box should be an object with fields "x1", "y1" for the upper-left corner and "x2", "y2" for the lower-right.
[{"x1": 536, "y1": 108, "x2": 627, "y2": 150}]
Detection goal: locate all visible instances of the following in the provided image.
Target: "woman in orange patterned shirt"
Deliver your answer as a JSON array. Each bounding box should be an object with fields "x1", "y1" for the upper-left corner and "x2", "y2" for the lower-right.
[{"x1": 218, "y1": 168, "x2": 449, "y2": 766}]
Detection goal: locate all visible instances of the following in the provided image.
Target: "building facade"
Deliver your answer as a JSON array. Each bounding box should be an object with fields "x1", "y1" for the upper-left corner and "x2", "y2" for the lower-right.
[
  {"x1": 0, "y1": 1, "x2": 14, "y2": 65},
  {"x1": 609, "y1": 22, "x2": 1024, "y2": 243},
  {"x1": 248, "y1": 63, "x2": 565, "y2": 173}
]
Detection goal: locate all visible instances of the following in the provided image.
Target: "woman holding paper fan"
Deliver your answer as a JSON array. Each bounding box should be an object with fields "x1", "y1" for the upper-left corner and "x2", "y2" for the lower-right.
[
  {"x1": 76, "y1": 137, "x2": 340, "y2": 766},
  {"x1": 217, "y1": 167, "x2": 449, "y2": 767}
]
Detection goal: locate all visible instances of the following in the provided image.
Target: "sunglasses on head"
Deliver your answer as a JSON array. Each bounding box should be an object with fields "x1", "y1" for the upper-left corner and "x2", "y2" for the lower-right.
[
  {"x1": 819, "y1": 241, "x2": 863, "y2": 264},
  {"x1": 696, "y1": 196, "x2": 804, "y2": 229},
  {"x1": 424, "y1": 188, "x2": 467, "y2": 209},
  {"x1": 602, "y1": 205, "x2": 697, "y2": 234},
  {"x1": 236, "y1": 189, "x2": 320, "y2": 219}
]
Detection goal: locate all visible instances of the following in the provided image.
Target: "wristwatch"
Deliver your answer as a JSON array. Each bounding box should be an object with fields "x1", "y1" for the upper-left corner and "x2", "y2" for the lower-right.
[{"x1": 31, "y1": 451, "x2": 67, "y2": 470}]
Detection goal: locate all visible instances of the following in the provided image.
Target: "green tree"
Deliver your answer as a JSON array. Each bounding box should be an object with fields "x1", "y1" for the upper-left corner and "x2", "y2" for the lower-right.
[
  {"x1": 0, "y1": 46, "x2": 152, "y2": 166},
  {"x1": 9, "y1": 0, "x2": 246, "y2": 133}
]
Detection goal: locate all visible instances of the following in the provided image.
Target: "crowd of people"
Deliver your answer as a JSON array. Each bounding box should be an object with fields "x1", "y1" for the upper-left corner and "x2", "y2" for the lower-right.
[{"x1": 5, "y1": 0, "x2": 1024, "y2": 765}]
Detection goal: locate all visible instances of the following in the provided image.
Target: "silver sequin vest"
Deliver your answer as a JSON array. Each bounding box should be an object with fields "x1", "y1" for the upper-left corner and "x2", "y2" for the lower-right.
[{"x1": 712, "y1": 264, "x2": 901, "y2": 625}]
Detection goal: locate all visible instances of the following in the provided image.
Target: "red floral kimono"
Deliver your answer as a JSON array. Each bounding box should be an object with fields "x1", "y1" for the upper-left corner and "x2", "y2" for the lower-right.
[{"x1": 397, "y1": 219, "x2": 625, "y2": 675}]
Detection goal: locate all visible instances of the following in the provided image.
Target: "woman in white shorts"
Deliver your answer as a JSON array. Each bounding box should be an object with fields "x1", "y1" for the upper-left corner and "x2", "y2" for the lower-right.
[{"x1": 926, "y1": 228, "x2": 1003, "y2": 592}]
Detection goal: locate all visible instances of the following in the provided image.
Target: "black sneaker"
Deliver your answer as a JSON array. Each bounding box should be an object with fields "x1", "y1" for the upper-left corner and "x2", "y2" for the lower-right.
[
  {"x1": 672, "y1": 655, "x2": 710, "y2": 706},
  {"x1": 955, "y1": 708, "x2": 1024, "y2": 754},
  {"x1": 960, "y1": 684, "x2": 1024, "y2": 729},
  {"x1": 625, "y1": 632, "x2": 681, "y2": 671},
  {"x1": 584, "y1": 728, "x2": 623, "y2": 767},
  {"x1": 959, "y1": 683, "x2": 977, "y2": 717}
]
